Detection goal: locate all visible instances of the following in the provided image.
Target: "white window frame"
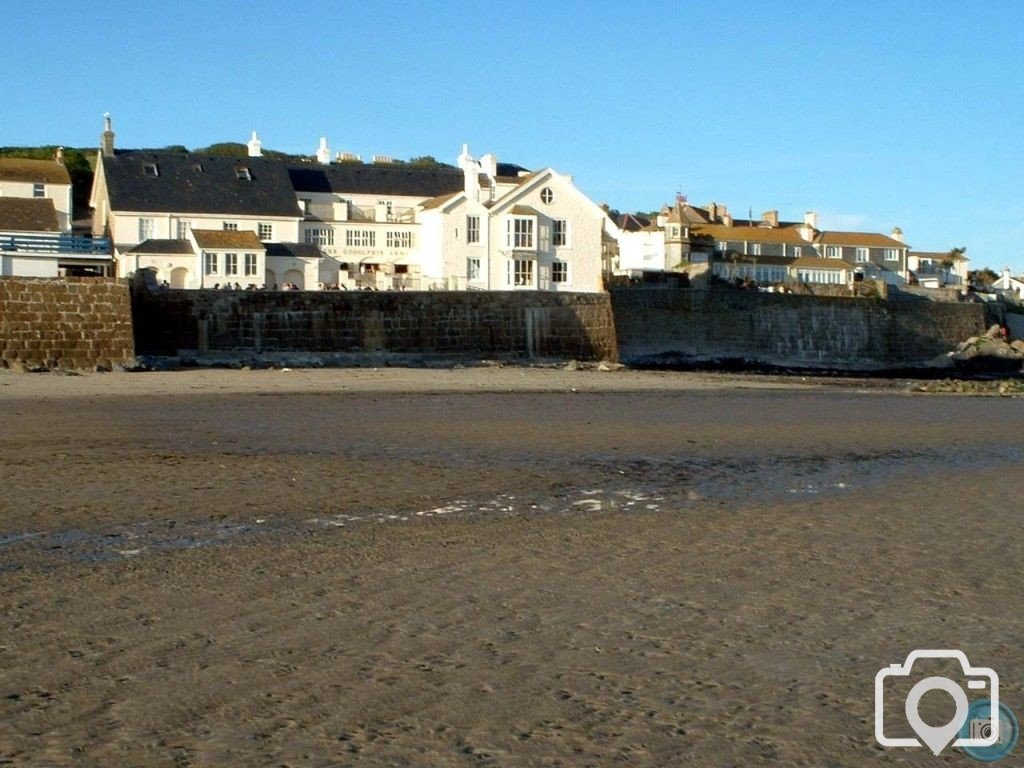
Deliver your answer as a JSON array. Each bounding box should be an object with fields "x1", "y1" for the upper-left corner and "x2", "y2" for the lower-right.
[
  {"x1": 346, "y1": 229, "x2": 375, "y2": 247},
  {"x1": 32, "y1": 183, "x2": 45, "y2": 198},
  {"x1": 467, "y1": 257, "x2": 481, "y2": 281},
  {"x1": 884, "y1": 248, "x2": 899, "y2": 261},
  {"x1": 540, "y1": 188, "x2": 554, "y2": 204},
  {"x1": 203, "y1": 252, "x2": 218, "y2": 275},
  {"x1": 855, "y1": 247, "x2": 869, "y2": 263},
  {"x1": 225, "y1": 253, "x2": 238, "y2": 275},
  {"x1": 305, "y1": 228, "x2": 334, "y2": 247},
  {"x1": 467, "y1": 215, "x2": 480, "y2": 244},
  {"x1": 792, "y1": 246, "x2": 802, "y2": 258},
  {"x1": 751, "y1": 243, "x2": 762, "y2": 256},
  {"x1": 504, "y1": 216, "x2": 535, "y2": 250},
  {"x1": 244, "y1": 253, "x2": 258, "y2": 276},
  {"x1": 826, "y1": 245, "x2": 841, "y2": 259},
  {"x1": 507, "y1": 258, "x2": 535, "y2": 287},
  {"x1": 552, "y1": 219, "x2": 570, "y2": 248},
  {"x1": 552, "y1": 260, "x2": 569, "y2": 284},
  {"x1": 258, "y1": 223, "x2": 273, "y2": 241},
  {"x1": 138, "y1": 217, "x2": 154, "y2": 241},
  {"x1": 718, "y1": 241, "x2": 728, "y2": 253},
  {"x1": 386, "y1": 231, "x2": 412, "y2": 249},
  {"x1": 176, "y1": 220, "x2": 192, "y2": 239},
  {"x1": 223, "y1": 222, "x2": 238, "y2": 231}
]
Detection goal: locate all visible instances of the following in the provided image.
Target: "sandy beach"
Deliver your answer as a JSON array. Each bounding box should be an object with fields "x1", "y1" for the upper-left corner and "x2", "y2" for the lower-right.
[{"x1": 1, "y1": 367, "x2": 1023, "y2": 766}]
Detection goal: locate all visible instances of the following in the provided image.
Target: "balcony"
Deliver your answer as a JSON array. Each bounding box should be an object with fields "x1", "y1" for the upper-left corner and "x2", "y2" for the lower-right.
[{"x1": 0, "y1": 233, "x2": 112, "y2": 257}]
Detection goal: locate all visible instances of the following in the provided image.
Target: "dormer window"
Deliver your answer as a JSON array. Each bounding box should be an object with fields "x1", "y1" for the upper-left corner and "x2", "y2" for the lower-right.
[
  {"x1": 143, "y1": 163, "x2": 159, "y2": 177},
  {"x1": 235, "y1": 167, "x2": 252, "y2": 181}
]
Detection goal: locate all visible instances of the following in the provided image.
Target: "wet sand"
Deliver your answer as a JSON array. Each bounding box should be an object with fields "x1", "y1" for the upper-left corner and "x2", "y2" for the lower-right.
[{"x1": 1, "y1": 368, "x2": 1023, "y2": 766}]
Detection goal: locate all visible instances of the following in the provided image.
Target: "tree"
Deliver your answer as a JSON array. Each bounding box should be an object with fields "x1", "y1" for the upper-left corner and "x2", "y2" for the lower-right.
[
  {"x1": 969, "y1": 267, "x2": 999, "y2": 287},
  {"x1": 943, "y1": 246, "x2": 966, "y2": 269}
]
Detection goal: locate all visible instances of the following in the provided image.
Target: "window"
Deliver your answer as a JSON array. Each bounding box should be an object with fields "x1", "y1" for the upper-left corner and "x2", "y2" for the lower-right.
[
  {"x1": 508, "y1": 258, "x2": 535, "y2": 286},
  {"x1": 305, "y1": 228, "x2": 334, "y2": 246},
  {"x1": 884, "y1": 248, "x2": 899, "y2": 261},
  {"x1": 792, "y1": 246, "x2": 802, "y2": 258},
  {"x1": 855, "y1": 247, "x2": 869, "y2": 263},
  {"x1": 143, "y1": 163, "x2": 159, "y2": 177},
  {"x1": 552, "y1": 219, "x2": 569, "y2": 247},
  {"x1": 245, "y1": 253, "x2": 257, "y2": 276},
  {"x1": 32, "y1": 183, "x2": 44, "y2": 198},
  {"x1": 467, "y1": 257, "x2": 481, "y2": 281},
  {"x1": 751, "y1": 243, "x2": 762, "y2": 256},
  {"x1": 540, "y1": 187, "x2": 553, "y2": 204},
  {"x1": 258, "y1": 223, "x2": 273, "y2": 241},
  {"x1": 467, "y1": 215, "x2": 480, "y2": 244},
  {"x1": 504, "y1": 216, "x2": 535, "y2": 249},
  {"x1": 552, "y1": 260, "x2": 569, "y2": 283},
  {"x1": 204, "y1": 252, "x2": 218, "y2": 275},
  {"x1": 386, "y1": 231, "x2": 412, "y2": 249},
  {"x1": 235, "y1": 167, "x2": 252, "y2": 181},
  {"x1": 826, "y1": 245, "x2": 841, "y2": 259},
  {"x1": 718, "y1": 241, "x2": 728, "y2": 254},
  {"x1": 223, "y1": 222, "x2": 238, "y2": 231},
  {"x1": 225, "y1": 253, "x2": 238, "y2": 275},
  {"x1": 377, "y1": 199, "x2": 393, "y2": 211},
  {"x1": 346, "y1": 229, "x2": 375, "y2": 247},
  {"x1": 138, "y1": 218, "x2": 154, "y2": 241},
  {"x1": 176, "y1": 220, "x2": 192, "y2": 239}
]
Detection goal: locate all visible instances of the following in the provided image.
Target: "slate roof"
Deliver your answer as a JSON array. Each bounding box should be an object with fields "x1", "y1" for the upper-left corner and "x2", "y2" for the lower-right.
[
  {"x1": 102, "y1": 152, "x2": 302, "y2": 217},
  {"x1": 419, "y1": 191, "x2": 460, "y2": 211},
  {"x1": 0, "y1": 198, "x2": 60, "y2": 232},
  {"x1": 265, "y1": 242, "x2": 323, "y2": 259},
  {"x1": 126, "y1": 239, "x2": 194, "y2": 254},
  {"x1": 288, "y1": 163, "x2": 465, "y2": 198},
  {"x1": 0, "y1": 158, "x2": 71, "y2": 185},
  {"x1": 816, "y1": 231, "x2": 907, "y2": 248},
  {"x1": 191, "y1": 229, "x2": 264, "y2": 249},
  {"x1": 692, "y1": 224, "x2": 810, "y2": 245}
]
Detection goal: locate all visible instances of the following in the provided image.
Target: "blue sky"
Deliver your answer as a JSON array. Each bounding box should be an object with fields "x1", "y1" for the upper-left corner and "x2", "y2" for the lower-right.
[{"x1": 4, "y1": 0, "x2": 1023, "y2": 270}]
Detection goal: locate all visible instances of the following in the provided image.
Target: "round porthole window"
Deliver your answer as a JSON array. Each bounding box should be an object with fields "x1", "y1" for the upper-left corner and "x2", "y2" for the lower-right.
[{"x1": 540, "y1": 187, "x2": 553, "y2": 204}]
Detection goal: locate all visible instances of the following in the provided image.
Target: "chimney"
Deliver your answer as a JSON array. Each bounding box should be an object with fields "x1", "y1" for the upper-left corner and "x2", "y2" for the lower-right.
[
  {"x1": 372, "y1": 154, "x2": 395, "y2": 164},
  {"x1": 457, "y1": 143, "x2": 473, "y2": 172},
  {"x1": 101, "y1": 113, "x2": 115, "y2": 158},
  {"x1": 55, "y1": 146, "x2": 65, "y2": 165},
  {"x1": 803, "y1": 210, "x2": 818, "y2": 230},
  {"x1": 316, "y1": 137, "x2": 331, "y2": 165},
  {"x1": 708, "y1": 202, "x2": 718, "y2": 222},
  {"x1": 479, "y1": 152, "x2": 498, "y2": 180},
  {"x1": 762, "y1": 210, "x2": 779, "y2": 228},
  {"x1": 890, "y1": 226, "x2": 904, "y2": 243},
  {"x1": 722, "y1": 210, "x2": 733, "y2": 227},
  {"x1": 247, "y1": 130, "x2": 263, "y2": 158}
]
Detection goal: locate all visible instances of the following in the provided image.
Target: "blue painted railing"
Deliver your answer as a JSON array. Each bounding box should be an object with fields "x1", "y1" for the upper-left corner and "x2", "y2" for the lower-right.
[{"x1": 0, "y1": 233, "x2": 112, "y2": 255}]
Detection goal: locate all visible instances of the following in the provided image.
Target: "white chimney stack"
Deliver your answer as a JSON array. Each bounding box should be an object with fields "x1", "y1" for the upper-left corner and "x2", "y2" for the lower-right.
[
  {"x1": 247, "y1": 130, "x2": 263, "y2": 158},
  {"x1": 890, "y1": 226, "x2": 904, "y2": 243},
  {"x1": 101, "y1": 112, "x2": 115, "y2": 158},
  {"x1": 804, "y1": 211, "x2": 818, "y2": 230},
  {"x1": 316, "y1": 137, "x2": 331, "y2": 165}
]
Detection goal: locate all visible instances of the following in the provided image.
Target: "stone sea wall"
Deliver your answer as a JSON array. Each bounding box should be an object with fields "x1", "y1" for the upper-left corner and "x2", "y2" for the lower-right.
[
  {"x1": 0, "y1": 277, "x2": 135, "y2": 370},
  {"x1": 610, "y1": 288, "x2": 987, "y2": 369}
]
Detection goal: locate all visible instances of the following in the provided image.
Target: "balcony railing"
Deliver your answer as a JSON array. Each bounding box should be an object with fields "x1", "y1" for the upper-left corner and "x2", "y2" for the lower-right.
[{"x1": 0, "y1": 233, "x2": 112, "y2": 255}]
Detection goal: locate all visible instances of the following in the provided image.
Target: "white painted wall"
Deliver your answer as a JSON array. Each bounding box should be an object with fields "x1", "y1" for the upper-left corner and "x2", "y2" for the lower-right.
[
  {"x1": 617, "y1": 229, "x2": 667, "y2": 273},
  {"x1": 110, "y1": 212, "x2": 300, "y2": 249},
  {"x1": 0, "y1": 179, "x2": 73, "y2": 231}
]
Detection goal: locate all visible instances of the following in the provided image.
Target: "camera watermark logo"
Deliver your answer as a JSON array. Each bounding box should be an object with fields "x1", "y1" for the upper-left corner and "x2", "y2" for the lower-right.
[{"x1": 874, "y1": 650, "x2": 1013, "y2": 758}]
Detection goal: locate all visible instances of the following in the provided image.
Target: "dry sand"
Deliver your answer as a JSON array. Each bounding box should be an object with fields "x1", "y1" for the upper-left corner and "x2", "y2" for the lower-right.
[{"x1": 1, "y1": 367, "x2": 1023, "y2": 766}]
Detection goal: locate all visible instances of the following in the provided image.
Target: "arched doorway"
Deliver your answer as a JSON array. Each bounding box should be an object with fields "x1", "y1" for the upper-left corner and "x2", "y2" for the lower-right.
[
  {"x1": 283, "y1": 269, "x2": 304, "y2": 290},
  {"x1": 265, "y1": 268, "x2": 277, "y2": 288},
  {"x1": 170, "y1": 267, "x2": 190, "y2": 289}
]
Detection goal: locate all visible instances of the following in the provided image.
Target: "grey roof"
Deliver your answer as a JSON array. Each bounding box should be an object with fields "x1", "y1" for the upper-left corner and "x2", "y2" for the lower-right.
[
  {"x1": 103, "y1": 152, "x2": 302, "y2": 217},
  {"x1": 0, "y1": 198, "x2": 60, "y2": 232},
  {"x1": 265, "y1": 242, "x2": 323, "y2": 259},
  {"x1": 127, "y1": 239, "x2": 195, "y2": 254},
  {"x1": 288, "y1": 163, "x2": 465, "y2": 198}
]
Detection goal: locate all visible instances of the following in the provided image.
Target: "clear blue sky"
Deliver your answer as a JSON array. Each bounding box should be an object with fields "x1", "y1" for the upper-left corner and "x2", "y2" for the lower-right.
[{"x1": 4, "y1": 0, "x2": 1023, "y2": 271}]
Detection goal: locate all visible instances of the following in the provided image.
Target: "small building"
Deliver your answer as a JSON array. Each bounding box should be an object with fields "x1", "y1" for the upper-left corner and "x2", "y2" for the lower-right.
[
  {"x1": 993, "y1": 268, "x2": 1024, "y2": 299},
  {"x1": 908, "y1": 249, "x2": 969, "y2": 287},
  {"x1": 0, "y1": 156, "x2": 73, "y2": 231}
]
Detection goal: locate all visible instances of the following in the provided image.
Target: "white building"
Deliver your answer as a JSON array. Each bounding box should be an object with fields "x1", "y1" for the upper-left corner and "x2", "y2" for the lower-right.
[
  {"x1": 993, "y1": 268, "x2": 1024, "y2": 298},
  {"x1": 0, "y1": 154, "x2": 111, "y2": 277},
  {"x1": 908, "y1": 249, "x2": 969, "y2": 288}
]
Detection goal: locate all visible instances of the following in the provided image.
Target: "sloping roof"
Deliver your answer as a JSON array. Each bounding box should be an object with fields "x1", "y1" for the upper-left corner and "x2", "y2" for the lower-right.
[
  {"x1": 102, "y1": 152, "x2": 301, "y2": 217},
  {"x1": 509, "y1": 204, "x2": 542, "y2": 216},
  {"x1": 665, "y1": 202, "x2": 711, "y2": 225},
  {"x1": 715, "y1": 253, "x2": 792, "y2": 266},
  {"x1": 0, "y1": 197, "x2": 60, "y2": 232},
  {"x1": 816, "y1": 231, "x2": 907, "y2": 248},
  {"x1": 265, "y1": 242, "x2": 323, "y2": 259},
  {"x1": 618, "y1": 213, "x2": 652, "y2": 232},
  {"x1": 419, "y1": 191, "x2": 461, "y2": 211},
  {"x1": 191, "y1": 229, "x2": 264, "y2": 249},
  {"x1": 0, "y1": 157, "x2": 71, "y2": 185},
  {"x1": 127, "y1": 239, "x2": 194, "y2": 254},
  {"x1": 792, "y1": 256, "x2": 852, "y2": 270},
  {"x1": 692, "y1": 224, "x2": 810, "y2": 245},
  {"x1": 288, "y1": 163, "x2": 465, "y2": 198}
]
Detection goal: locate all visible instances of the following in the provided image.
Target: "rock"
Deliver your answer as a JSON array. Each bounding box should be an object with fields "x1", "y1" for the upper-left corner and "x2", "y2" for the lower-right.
[
  {"x1": 597, "y1": 361, "x2": 624, "y2": 372},
  {"x1": 1012, "y1": 340, "x2": 1024, "y2": 355},
  {"x1": 925, "y1": 354, "x2": 955, "y2": 369},
  {"x1": 564, "y1": 360, "x2": 579, "y2": 371},
  {"x1": 7, "y1": 361, "x2": 28, "y2": 374}
]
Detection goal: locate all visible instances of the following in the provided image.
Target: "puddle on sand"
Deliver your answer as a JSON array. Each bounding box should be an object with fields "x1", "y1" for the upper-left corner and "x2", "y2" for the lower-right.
[{"x1": 2, "y1": 444, "x2": 1020, "y2": 570}]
